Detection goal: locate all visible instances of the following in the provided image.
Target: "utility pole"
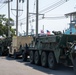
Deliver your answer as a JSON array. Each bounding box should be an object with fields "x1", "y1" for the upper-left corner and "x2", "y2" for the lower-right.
[
  {"x1": 26, "y1": 0, "x2": 29, "y2": 36},
  {"x1": 11, "y1": 0, "x2": 24, "y2": 36},
  {"x1": 36, "y1": 0, "x2": 38, "y2": 37},
  {"x1": 16, "y1": 0, "x2": 18, "y2": 36},
  {"x1": 8, "y1": 0, "x2": 10, "y2": 37}
]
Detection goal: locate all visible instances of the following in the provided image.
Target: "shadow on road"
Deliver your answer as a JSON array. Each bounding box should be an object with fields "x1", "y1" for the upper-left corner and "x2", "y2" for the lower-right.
[
  {"x1": 5, "y1": 56, "x2": 22, "y2": 61},
  {"x1": 5, "y1": 56, "x2": 74, "y2": 75},
  {"x1": 5, "y1": 56, "x2": 29, "y2": 63},
  {"x1": 25, "y1": 62, "x2": 74, "y2": 75}
]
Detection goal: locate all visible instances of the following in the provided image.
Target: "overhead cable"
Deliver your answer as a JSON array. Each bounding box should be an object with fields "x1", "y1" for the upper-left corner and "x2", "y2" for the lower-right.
[
  {"x1": 0, "y1": 4, "x2": 7, "y2": 10},
  {"x1": 43, "y1": 16, "x2": 66, "y2": 20},
  {"x1": 39, "y1": 0, "x2": 69, "y2": 13}
]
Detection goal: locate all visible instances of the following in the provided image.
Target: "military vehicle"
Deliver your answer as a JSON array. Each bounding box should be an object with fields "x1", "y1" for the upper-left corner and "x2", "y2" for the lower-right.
[
  {"x1": 0, "y1": 37, "x2": 12, "y2": 56},
  {"x1": 8, "y1": 36, "x2": 33, "y2": 59},
  {"x1": 29, "y1": 31, "x2": 76, "y2": 75}
]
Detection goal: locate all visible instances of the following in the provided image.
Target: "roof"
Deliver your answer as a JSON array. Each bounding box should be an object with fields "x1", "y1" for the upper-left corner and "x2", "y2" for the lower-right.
[{"x1": 65, "y1": 11, "x2": 76, "y2": 16}]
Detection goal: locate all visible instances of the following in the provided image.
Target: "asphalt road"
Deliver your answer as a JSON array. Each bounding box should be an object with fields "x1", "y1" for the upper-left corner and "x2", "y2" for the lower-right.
[{"x1": 0, "y1": 56, "x2": 75, "y2": 75}]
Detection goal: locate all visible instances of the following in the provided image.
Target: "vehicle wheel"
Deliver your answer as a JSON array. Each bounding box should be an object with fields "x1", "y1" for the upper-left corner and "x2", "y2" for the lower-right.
[
  {"x1": 5, "y1": 49, "x2": 9, "y2": 56},
  {"x1": 0, "y1": 52, "x2": 2, "y2": 56},
  {"x1": 48, "y1": 52, "x2": 57, "y2": 69},
  {"x1": 22, "y1": 52, "x2": 27, "y2": 61},
  {"x1": 73, "y1": 57, "x2": 76, "y2": 75},
  {"x1": 34, "y1": 51, "x2": 40, "y2": 65},
  {"x1": 30, "y1": 51, "x2": 34, "y2": 63},
  {"x1": 14, "y1": 52, "x2": 17, "y2": 59},
  {"x1": 41, "y1": 51, "x2": 47, "y2": 67},
  {"x1": 7, "y1": 53, "x2": 11, "y2": 57}
]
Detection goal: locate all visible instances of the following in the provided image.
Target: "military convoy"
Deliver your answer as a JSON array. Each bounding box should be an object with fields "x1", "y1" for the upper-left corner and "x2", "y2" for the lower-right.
[
  {"x1": 1, "y1": 31, "x2": 76, "y2": 74},
  {"x1": 28, "y1": 31, "x2": 76, "y2": 74}
]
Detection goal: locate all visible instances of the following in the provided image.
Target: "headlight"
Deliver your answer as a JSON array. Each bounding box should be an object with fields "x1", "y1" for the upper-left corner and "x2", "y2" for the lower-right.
[
  {"x1": 7, "y1": 46, "x2": 10, "y2": 49},
  {"x1": 74, "y1": 46, "x2": 76, "y2": 50}
]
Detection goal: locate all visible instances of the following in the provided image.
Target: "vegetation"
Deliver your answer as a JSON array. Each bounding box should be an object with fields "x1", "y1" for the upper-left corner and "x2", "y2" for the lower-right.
[{"x1": 0, "y1": 14, "x2": 15, "y2": 37}]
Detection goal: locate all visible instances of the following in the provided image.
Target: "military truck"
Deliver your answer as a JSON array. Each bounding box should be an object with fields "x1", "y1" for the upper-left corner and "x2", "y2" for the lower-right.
[
  {"x1": 0, "y1": 37, "x2": 12, "y2": 56},
  {"x1": 29, "y1": 31, "x2": 76, "y2": 74},
  {"x1": 8, "y1": 36, "x2": 33, "y2": 59}
]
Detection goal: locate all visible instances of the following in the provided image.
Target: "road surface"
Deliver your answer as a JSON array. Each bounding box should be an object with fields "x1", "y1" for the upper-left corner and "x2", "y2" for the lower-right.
[{"x1": 0, "y1": 56, "x2": 75, "y2": 75}]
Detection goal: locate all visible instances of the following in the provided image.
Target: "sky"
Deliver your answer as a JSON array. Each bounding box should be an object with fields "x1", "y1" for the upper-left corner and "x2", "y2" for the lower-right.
[{"x1": 0, "y1": 0, "x2": 76, "y2": 35}]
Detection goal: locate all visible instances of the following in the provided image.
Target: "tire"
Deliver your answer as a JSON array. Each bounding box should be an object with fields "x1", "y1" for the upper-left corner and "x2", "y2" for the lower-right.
[
  {"x1": 41, "y1": 51, "x2": 47, "y2": 67},
  {"x1": 7, "y1": 53, "x2": 11, "y2": 57},
  {"x1": 34, "y1": 51, "x2": 40, "y2": 65},
  {"x1": 0, "y1": 52, "x2": 3, "y2": 56},
  {"x1": 30, "y1": 51, "x2": 34, "y2": 64},
  {"x1": 48, "y1": 52, "x2": 57, "y2": 69},
  {"x1": 14, "y1": 52, "x2": 17, "y2": 59},
  {"x1": 73, "y1": 57, "x2": 76, "y2": 75},
  {"x1": 22, "y1": 52, "x2": 27, "y2": 61}
]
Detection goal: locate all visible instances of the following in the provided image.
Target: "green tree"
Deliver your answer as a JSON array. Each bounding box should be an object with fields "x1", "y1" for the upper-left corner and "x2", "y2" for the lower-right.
[
  {"x1": 0, "y1": 14, "x2": 15, "y2": 37},
  {"x1": 0, "y1": 23, "x2": 4, "y2": 36}
]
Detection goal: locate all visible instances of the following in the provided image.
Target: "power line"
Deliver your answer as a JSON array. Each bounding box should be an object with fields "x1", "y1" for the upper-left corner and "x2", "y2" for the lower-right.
[
  {"x1": 11, "y1": 2, "x2": 16, "y2": 17},
  {"x1": 17, "y1": 16, "x2": 66, "y2": 25},
  {"x1": 39, "y1": 0, "x2": 69, "y2": 14},
  {"x1": 28, "y1": 0, "x2": 69, "y2": 20},
  {"x1": 18, "y1": 1, "x2": 24, "y2": 17},
  {"x1": 17, "y1": 15, "x2": 66, "y2": 22},
  {"x1": 0, "y1": 0, "x2": 6, "y2": 3},
  {"x1": 0, "y1": 0, "x2": 7, "y2": 10},
  {"x1": 40, "y1": 0, "x2": 63, "y2": 13},
  {"x1": 0, "y1": 0, "x2": 6, "y2": 8},
  {"x1": 14, "y1": 17, "x2": 26, "y2": 22},
  {"x1": 31, "y1": 0, "x2": 36, "y2": 21},
  {"x1": 18, "y1": 17, "x2": 26, "y2": 21},
  {"x1": 11, "y1": 0, "x2": 24, "y2": 17},
  {"x1": 0, "y1": 4, "x2": 7, "y2": 9},
  {"x1": 16, "y1": 0, "x2": 69, "y2": 22},
  {"x1": 43, "y1": 16, "x2": 66, "y2": 20}
]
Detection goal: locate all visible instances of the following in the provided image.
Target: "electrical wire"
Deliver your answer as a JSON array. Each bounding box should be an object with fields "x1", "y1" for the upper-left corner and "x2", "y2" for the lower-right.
[
  {"x1": 18, "y1": 17, "x2": 26, "y2": 21},
  {"x1": 16, "y1": 0, "x2": 69, "y2": 22},
  {"x1": 0, "y1": 0, "x2": 7, "y2": 10},
  {"x1": 29, "y1": 0, "x2": 68, "y2": 19},
  {"x1": 14, "y1": 17, "x2": 26, "y2": 22},
  {"x1": 40, "y1": 0, "x2": 63, "y2": 13},
  {"x1": 39, "y1": 0, "x2": 69, "y2": 13},
  {"x1": 0, "y1": 0, "x2": 6, "y2": 7},
  {"x1": 18, "y1": 1, "x2": 23, "y2": 17},
  {"x1": 11, "y1": 0, "x2": 24, "y2": 18},
  {"x1": 0, "y1": 0, "x2": 5, "y2": 3},
  {"x1": 28, "y1": 0, "x2": 69, "y2": 22},
  {"x1": 13, "y1": 0, "x2": 69, "y2": 23},
  {"x1": 30, "y1": 0, "x2": 36, "y2": 22},
  {"x1": 18, "y1": 15, "x2": 66, "y2": 22},
  {"x1": 43, "y1": 16, "x2": 66, "y2": 20},
  {"x1": 11, "y1": 0, "x2": 16, "y2": 17},
  {"x1": 19, "y1": 16, "x2": 65, "y2": 27},
  {"x1": 0, "y1": 4, "x2": 7, "y2": 9},
  {"x1": 29, "y1": 16, "x2": 66, "y2": 23}
]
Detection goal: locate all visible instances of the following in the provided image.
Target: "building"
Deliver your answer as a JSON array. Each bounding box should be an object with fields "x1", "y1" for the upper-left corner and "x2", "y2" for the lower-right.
[{"x1": 65, "y1": 11, "x2": 76, "y2": 34}]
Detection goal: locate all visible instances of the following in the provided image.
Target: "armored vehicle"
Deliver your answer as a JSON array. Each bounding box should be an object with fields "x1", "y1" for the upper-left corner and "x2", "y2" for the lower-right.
[
  {"x1": 29, "y1": 31, "x2": 76, "y2": 75},
  {"x1": 0, "y1": 37, "x2": 12, "y2": 56},
  {"x1": 8, "y1": 36, "x2": 33, "y2": 59}
]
